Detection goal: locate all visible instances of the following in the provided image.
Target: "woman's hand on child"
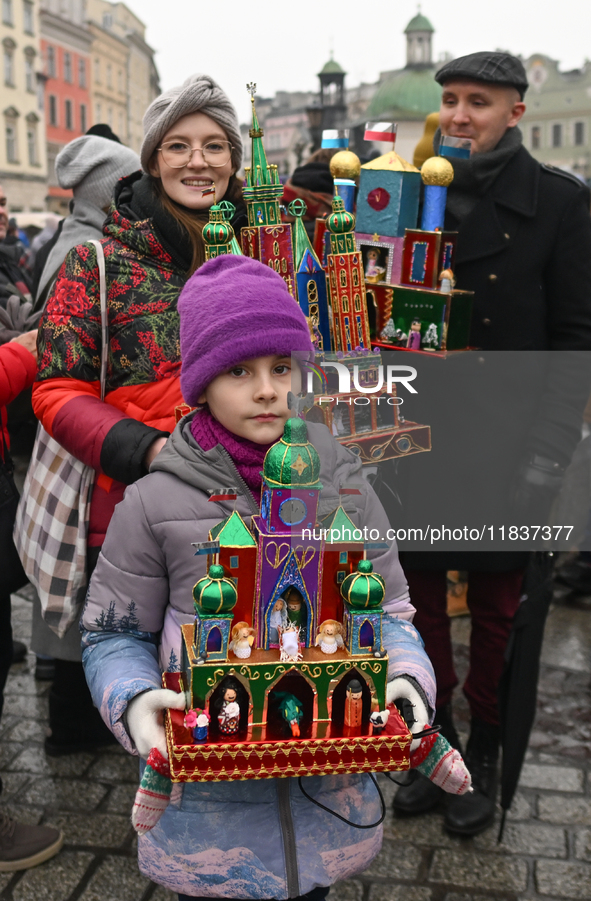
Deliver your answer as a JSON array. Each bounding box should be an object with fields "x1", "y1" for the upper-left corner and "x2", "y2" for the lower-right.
[
  {"x1": 386, "y1": 677, "x2": 431, "y2": 752},
  {"x1": 127, "y1": 689, "x2": 186, "y2": 759},
  {"x1": 10, "y1": 328, "x2": 38, "y2": 359}
]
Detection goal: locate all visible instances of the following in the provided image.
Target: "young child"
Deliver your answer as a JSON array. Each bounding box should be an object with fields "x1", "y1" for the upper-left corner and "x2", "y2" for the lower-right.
[{"x1": 81, "y1": 256, "x2": 442, "y2": 901}]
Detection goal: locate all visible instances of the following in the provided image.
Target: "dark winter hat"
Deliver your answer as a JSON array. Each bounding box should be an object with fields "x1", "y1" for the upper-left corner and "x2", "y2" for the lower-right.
[
  {"x1": 56, "y1": 135, "x2": 140, "y2": 208},
  {"x1": 141, "y1": 73, "x2": 243, "y2": 173},
  {"x1": 86, "y1": 123, "x2": 122, "y2": 143},
  {"x1": 435, "y1": 52, "x2": 528, "y2": 99},
  {"x1": 179, "y1": 255, "x2": 314, "y2": 405}
]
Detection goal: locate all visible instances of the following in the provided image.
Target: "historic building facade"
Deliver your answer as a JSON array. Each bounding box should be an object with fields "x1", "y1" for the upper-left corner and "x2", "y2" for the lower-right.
[
  {"x1": 86, "y1": 0, "x2": 159, "y2": 154},
  {"x1": 0, "y1": 0, "x2": 47, "y2": 212},
  {"x1": 40, "y1": 0, "x2": 90, "y2": 213},
  {"x1": 521, "y1": 55, "x2": 591, "y2": 182}
]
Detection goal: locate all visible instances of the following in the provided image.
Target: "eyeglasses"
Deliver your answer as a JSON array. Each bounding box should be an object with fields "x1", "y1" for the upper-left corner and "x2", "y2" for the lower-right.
[{"x1": 157, "y1": 140, "x2": 233, "y2": 169}]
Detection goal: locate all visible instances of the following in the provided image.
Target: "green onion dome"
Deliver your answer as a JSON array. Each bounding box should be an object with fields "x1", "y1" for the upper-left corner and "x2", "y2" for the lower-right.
[
  {"x1": 340, "y1": 559, "x2": 385, "y2": 609},
  {"x1": 263, "y1": 417, "x2": 322, "y2": 489},
  {"x1": 193, "y1": 564, "x2": 237, "y2": 614},
  {"x1": 202, "y1": 205, "x2": 235, "y2": 247},
  {"x1": 326, "y1": 196, "x2": 356, "y2": 235}
]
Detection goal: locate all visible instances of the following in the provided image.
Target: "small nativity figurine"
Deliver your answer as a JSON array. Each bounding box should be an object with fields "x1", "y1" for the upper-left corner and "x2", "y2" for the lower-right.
[
  {"x1": 439, "y1": 267, "x2": 455, "y2": 293},
  {"x1": 315, "y1": 620, "x2": 344, "y2": 655},
  {"x1": 269, "y1": 597, "x2": 288, "y2": 644},
  {"x1": 214, "y1": 679, "x2": 242, "y2": 736},
  {"x1": 344, "y1": 679, "x2": 364, "y2": 728},
  {"x1": 406, "y1": 318, "x2": 422, "y2": 350},
  {"x1": 280, "y1": 624, "x2": 302, "y2": 662},
  {"x1": 229, "y1": 622, "x2": 255, "y2": 659}
]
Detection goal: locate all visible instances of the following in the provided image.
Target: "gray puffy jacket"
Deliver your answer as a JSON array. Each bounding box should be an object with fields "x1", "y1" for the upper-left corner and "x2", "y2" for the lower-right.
[{"x1": 82, "y1": 414, "x2": 435, "y2": 899}]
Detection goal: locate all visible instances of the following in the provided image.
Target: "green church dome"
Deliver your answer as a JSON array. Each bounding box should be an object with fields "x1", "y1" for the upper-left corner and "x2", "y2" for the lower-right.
[
  {"x1": 193, "y1": 564, "x2": 237, "y2": 614},
  {"x1": 404, "y1": 12, "x2": 434, "y2": 32},
  {"x1": 368, "y1": 67, "x2": 441, "y2": 121},
  {"x1": 319, "y1": 58, "x2": 345, "y2": 76},
  {"x1": 263, "y1": 418, "x2": 322, "y2": 490},
  {"x1": 341, "y1": 559, "x2": 386, "y2": 609},
  {"x1": 202, "y1": 206, "x2": 234, "y2": 247},
  {"x1": 326, "y1": 196, "x2": 356, "y2": 235}
]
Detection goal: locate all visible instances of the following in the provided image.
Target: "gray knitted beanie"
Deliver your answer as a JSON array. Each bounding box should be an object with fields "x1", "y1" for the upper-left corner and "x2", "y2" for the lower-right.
[
  {"x1": 56, "y1": 135, "x2": 141, "y2": 209},
  {"x1": 140, "y1": 73, "x2": 242, "y2": 173}
]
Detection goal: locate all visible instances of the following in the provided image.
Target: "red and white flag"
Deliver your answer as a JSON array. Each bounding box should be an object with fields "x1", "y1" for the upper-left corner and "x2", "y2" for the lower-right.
[
  {"x1": 340, "y1": 484, "x2": 362, "y2": 496},
  {"x1": 201, "y1": 186, "x2": 216, "y2": 197},
  {"x1": 364, "y1": 122, "x2": 397, "y2": 144},
  {"x1": 208, "y1": 487, "x2": 238, "y2": 502}
]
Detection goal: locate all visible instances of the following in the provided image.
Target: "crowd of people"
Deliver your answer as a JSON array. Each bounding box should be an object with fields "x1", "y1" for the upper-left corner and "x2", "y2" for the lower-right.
[{"x1": 1, "y1": 50, "x2": 591, "y2": 900}]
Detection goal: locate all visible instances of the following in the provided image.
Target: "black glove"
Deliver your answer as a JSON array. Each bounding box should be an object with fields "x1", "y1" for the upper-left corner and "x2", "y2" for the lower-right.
[{"x1": 512, "y1": 454, "x2": 565, "y2": 525}]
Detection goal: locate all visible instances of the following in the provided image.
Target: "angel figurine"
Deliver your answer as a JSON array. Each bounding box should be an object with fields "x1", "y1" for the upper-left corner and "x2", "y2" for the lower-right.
[
  {"x1": 229, "y1": 622, "x2": 255, "y2": 659},
  {"x1": 315, "y1": 620, "x2": 344, "y2": 655}
]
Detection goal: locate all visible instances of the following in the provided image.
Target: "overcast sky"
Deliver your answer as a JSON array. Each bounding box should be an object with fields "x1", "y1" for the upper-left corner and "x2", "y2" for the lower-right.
[{"x1": 123, "y1": 0, "x2": 591, "y2": 123}]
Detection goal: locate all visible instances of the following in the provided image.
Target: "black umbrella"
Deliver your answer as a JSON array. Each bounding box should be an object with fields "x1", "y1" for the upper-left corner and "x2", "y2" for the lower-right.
[{"x1": 497, "y1": 551, "x2": 555, "y2": 841}]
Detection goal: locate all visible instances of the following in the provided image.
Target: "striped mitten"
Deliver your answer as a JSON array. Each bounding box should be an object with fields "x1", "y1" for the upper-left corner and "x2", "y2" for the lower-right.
[
  {"x1": 411, "y1": 731, "x2": 472, "y2": 795},
  {"x1": 131, "y1": 747, "x2": 173, "y2": 834}
]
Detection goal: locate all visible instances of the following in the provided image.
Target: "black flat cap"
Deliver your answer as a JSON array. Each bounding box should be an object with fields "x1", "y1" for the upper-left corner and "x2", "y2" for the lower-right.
[{"x1": 435, "y1": 51, "x2": 528, "y2": 99}]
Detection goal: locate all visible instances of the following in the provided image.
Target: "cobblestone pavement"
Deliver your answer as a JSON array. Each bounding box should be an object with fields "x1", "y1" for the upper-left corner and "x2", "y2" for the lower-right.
[{"x1": 1, "y1": 583, "x2": 590, "y2": 901}]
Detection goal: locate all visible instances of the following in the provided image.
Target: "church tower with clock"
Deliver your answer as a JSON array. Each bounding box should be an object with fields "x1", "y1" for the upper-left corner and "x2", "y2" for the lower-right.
[{"x1": 252, "y1": 418, "x2": 324, "y2": 649}]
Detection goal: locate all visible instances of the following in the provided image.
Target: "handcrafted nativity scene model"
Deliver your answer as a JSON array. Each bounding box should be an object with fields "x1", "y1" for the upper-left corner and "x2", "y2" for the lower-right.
[{"x1": 163, "y1": 417, "x2": 412, "y2": 782}]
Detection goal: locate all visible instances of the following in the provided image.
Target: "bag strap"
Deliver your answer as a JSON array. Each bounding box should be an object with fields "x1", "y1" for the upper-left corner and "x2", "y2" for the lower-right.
[{"x1": 88, "y1": 240, "x2": 108, "y2": 403}]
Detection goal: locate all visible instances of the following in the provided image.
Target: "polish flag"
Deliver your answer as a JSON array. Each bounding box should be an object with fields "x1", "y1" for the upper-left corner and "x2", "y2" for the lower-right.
[
  {"x1": 364, "y1": 122, "x2": 397, "y2": 144},
  {"x1": 340, "y1": 485, "x2": 362, "y2": 496},
  {"x1": 207, "y1": 487, "x2": 238, "y2": 502}
]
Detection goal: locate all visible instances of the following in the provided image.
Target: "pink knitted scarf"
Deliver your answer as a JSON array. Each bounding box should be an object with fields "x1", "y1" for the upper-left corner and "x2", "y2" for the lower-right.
[{"x1": 190, "y1": 408, "x2": 273, "y2": 499}]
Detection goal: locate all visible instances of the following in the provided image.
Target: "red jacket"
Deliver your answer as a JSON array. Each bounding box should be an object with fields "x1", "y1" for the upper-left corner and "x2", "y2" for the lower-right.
[
  {"x1": 0, "y1": 341, "x2": 37, "y2": 461},
  {"x1": 33, "y1": 173, "x2": 187, "y2": 545}
]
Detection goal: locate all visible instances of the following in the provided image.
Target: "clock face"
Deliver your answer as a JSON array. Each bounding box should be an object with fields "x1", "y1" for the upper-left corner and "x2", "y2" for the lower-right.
[
  {"x1": 261, "y1": 490, "x2": 270, "y2": 520},
  {"x1": 278, "y1": 497, "x2": 307, "y2": 526}
]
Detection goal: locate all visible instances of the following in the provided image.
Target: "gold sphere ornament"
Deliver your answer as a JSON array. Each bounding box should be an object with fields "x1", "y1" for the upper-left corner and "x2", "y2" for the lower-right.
[
  {"x1": 421, "y1": 156, "x2": 454, "y2": 187},
  {"x1": 330, "y1": 150, "x2": 361, "y2": 180}
]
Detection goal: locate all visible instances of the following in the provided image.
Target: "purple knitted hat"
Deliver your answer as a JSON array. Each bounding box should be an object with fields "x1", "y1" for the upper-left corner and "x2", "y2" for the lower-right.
[{"x1": 179, "y1": 255, "x2": 314, "y2": 405}]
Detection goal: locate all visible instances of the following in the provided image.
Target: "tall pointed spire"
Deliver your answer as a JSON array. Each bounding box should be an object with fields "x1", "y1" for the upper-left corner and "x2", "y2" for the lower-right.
[{"x1": 243, "y1": 83, "x2": 283, "y2": 227}]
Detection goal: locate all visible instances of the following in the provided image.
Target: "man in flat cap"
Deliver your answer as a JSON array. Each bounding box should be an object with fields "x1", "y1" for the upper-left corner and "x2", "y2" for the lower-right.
[{"x1": 395, "y1": 52, "x2": 591, "y2": 834}]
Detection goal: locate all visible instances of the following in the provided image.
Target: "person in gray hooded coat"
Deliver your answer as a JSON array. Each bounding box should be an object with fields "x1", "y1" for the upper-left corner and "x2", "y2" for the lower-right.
[{"x1": 34, "y1": 132, "x2": 140, "y2": 308}]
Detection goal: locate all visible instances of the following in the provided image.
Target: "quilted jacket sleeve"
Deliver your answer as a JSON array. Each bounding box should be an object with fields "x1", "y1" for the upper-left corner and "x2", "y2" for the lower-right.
[
  {"x1": 0, "y1": 341, "x2": 37, "y2": 457},
  {"x1": 81, "y1": 480, "x2": 170, "y2": 754},
  {"x1": 0, "y1": 341, "x2": 37, "y2": 408},
  {"x1": 34, "y1": 244, "x2": 168, "y2": 482}
]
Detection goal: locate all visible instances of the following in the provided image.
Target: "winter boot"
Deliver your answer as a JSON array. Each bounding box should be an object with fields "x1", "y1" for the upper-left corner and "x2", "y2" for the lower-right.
[
  {"x1": 393, "y1": 703, "x2": 462, "y2": 816},
  {"x1": 0, "y1": 810, "x2": 63, "y2": 872},
  {"x1": 444, "y1": 717, "x2": 499, "y2": 835}
]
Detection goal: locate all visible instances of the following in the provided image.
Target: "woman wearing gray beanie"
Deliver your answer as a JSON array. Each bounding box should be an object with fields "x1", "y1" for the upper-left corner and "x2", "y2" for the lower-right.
[{"x1": 30, "y1": 74, "x2": 245, "y2": 756}]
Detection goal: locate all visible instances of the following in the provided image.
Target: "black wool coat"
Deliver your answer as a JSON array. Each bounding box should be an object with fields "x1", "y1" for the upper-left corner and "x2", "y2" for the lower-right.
[{"x1": 396, "y1": 145, "x2": 591, "y2": 571}]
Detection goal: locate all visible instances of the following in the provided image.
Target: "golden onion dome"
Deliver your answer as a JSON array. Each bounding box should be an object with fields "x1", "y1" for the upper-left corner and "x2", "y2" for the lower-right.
[
  {"x1": 421, "y1": 156, "x2": 454, "y2": 187},
  {"x1": 330, "y1": 149, "x2": 361, "y2": 180}
]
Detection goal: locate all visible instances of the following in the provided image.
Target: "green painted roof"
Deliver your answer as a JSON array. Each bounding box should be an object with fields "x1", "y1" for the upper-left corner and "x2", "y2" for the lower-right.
[
  {"x1": 404, "y1": 12, "x2": 434, "y2": 33},
  {"x1": 210, "y1": 511, "x2": 256, "y2": 546},
  {"x1": 321, "y1": 505, "x2": 362, "y2": 542},
  {"x1": 368, "y1": 67, "x2": 441, "y2": 120},
  {"x1": 319, "y1": 58, "x2": 345, "y2": 75}
]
